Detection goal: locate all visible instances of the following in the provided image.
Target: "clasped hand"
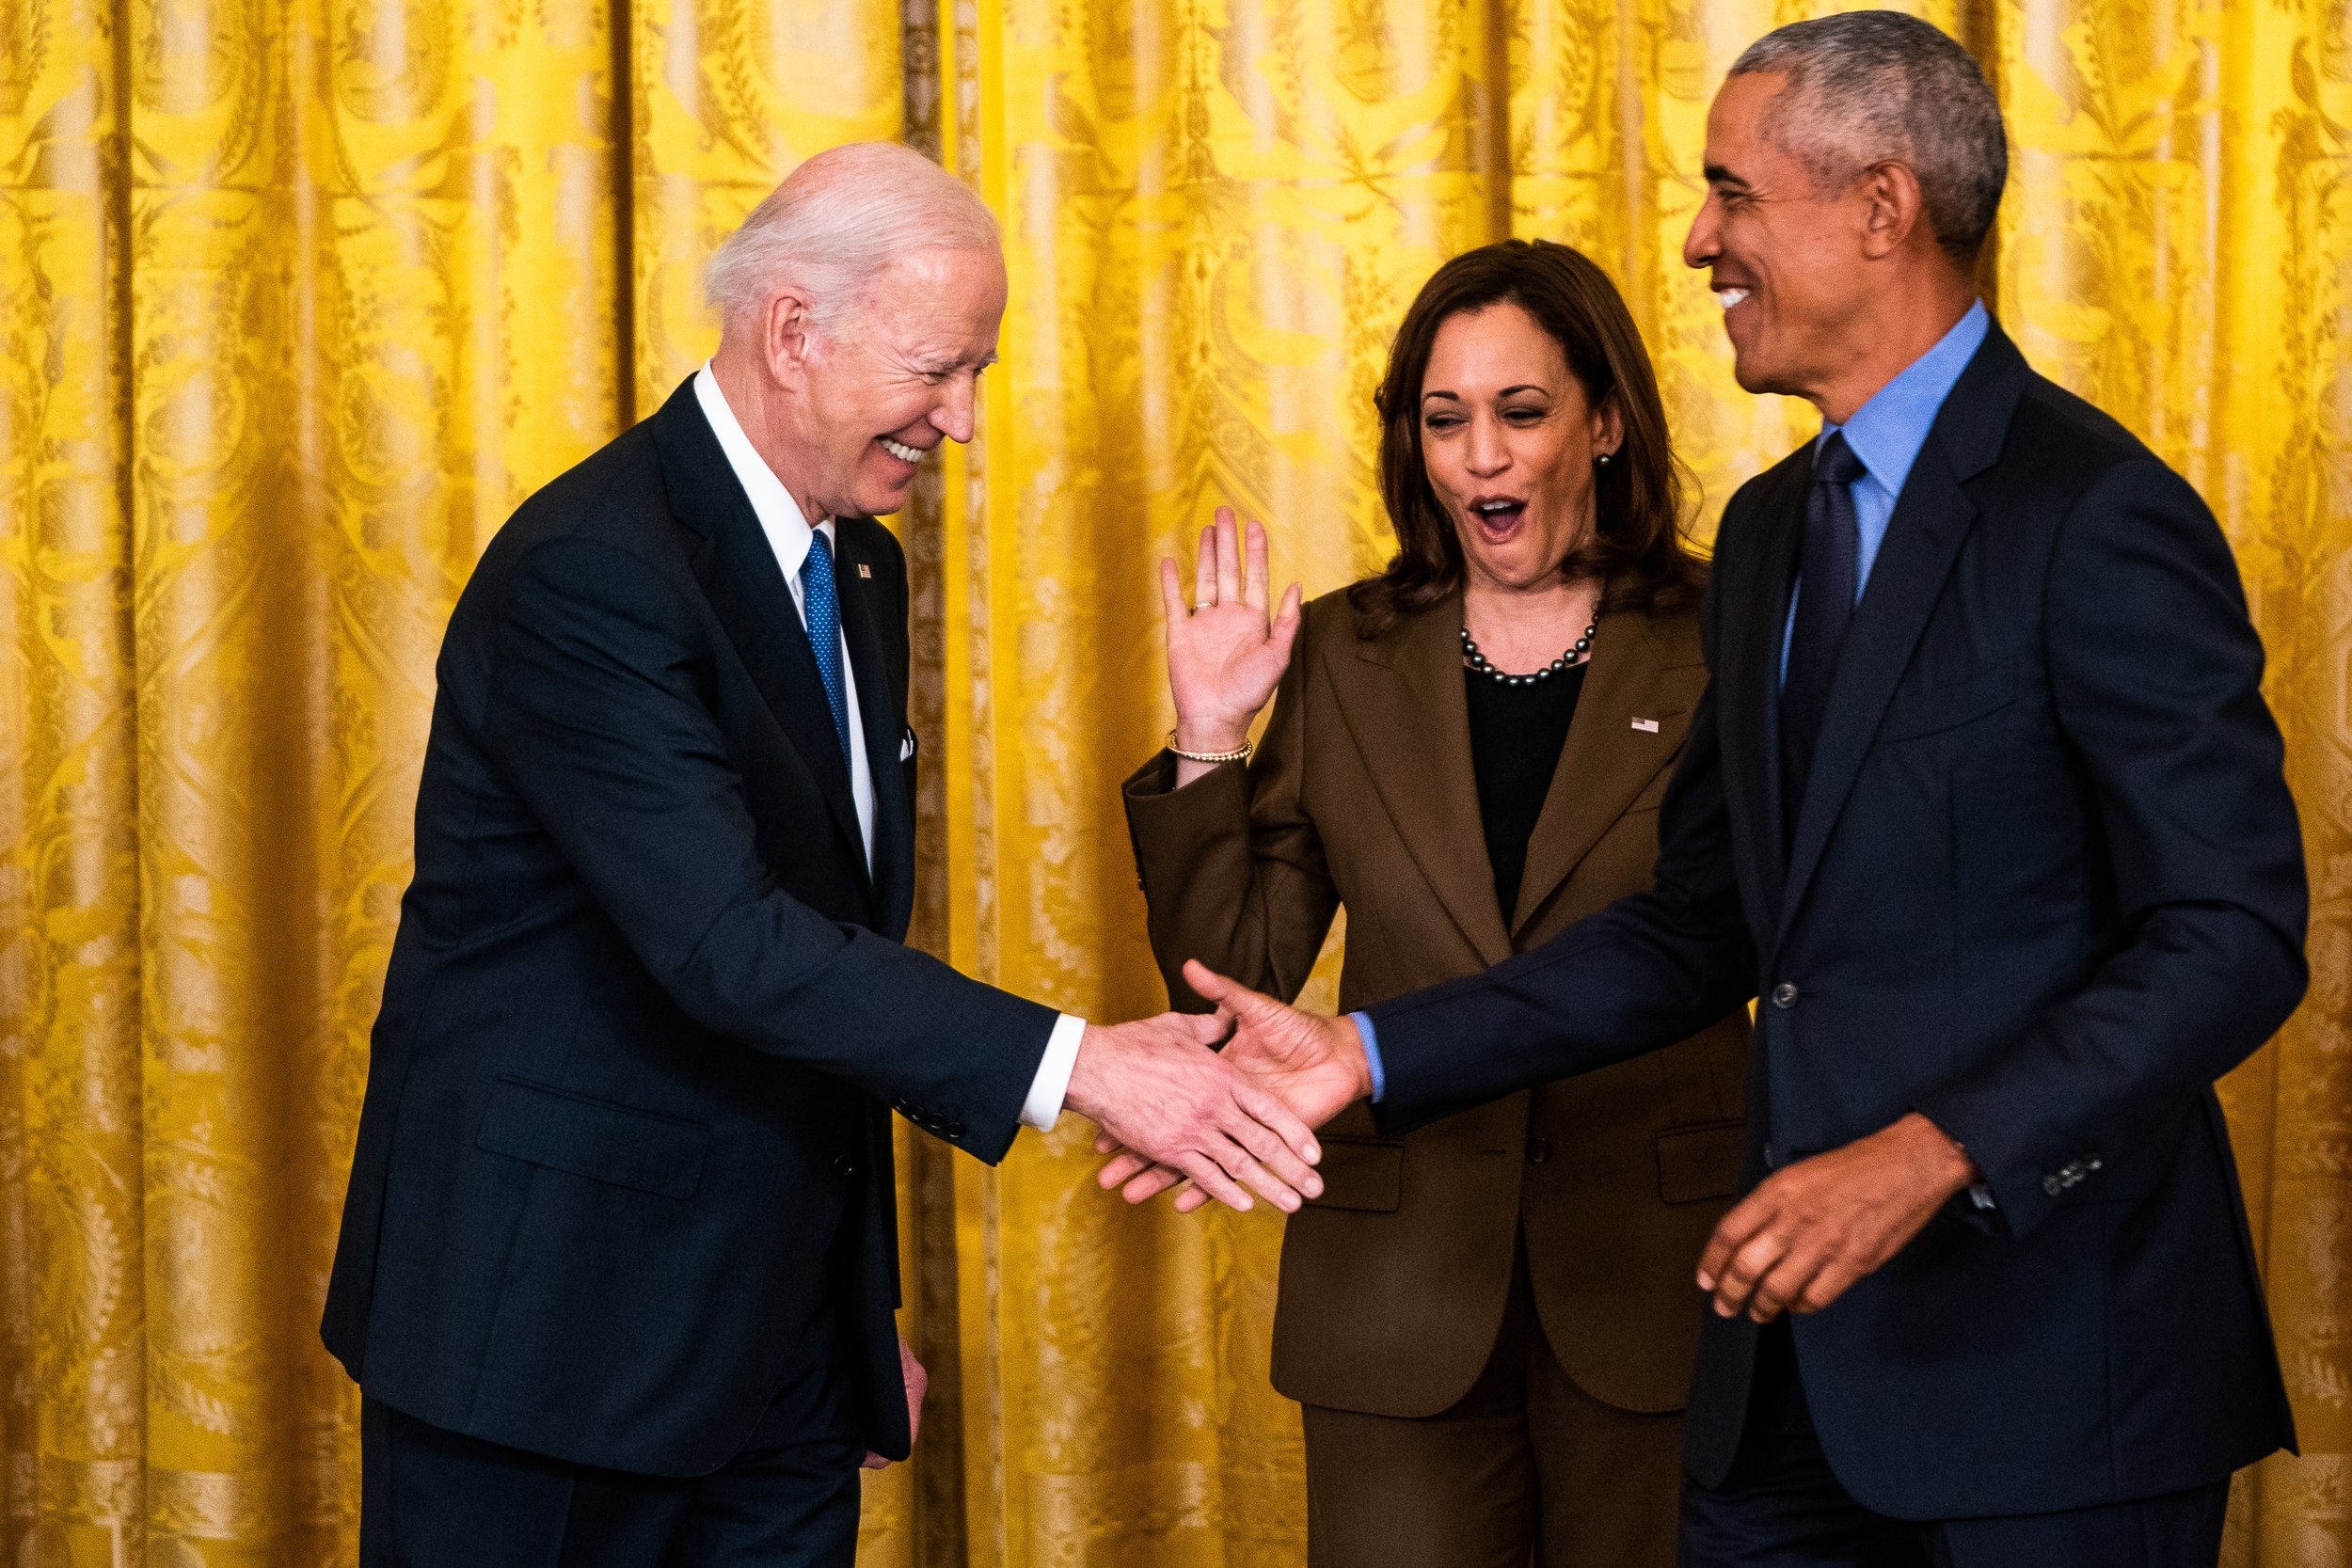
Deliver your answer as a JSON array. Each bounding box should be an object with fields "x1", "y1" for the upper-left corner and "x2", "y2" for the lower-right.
[{"x1": 1094, "y1": 967, "x2": 1981, "y2": 1323}]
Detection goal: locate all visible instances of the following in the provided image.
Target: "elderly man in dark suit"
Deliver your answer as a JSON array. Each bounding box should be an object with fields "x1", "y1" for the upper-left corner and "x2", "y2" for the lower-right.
[
  {"x1": 323, "y1": 141, "x2": 1322, "y2": 1568},
  {"x1": 1115, "y1": 13, "x2": 2306, "y2": 1565}
]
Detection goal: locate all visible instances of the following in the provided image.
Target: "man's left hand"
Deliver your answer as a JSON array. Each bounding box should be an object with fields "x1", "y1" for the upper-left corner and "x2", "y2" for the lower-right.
[
  {"x1": 863, "y1": 1333, "x2": 929, "y2": 1470},
  {"x1": 1697, "y1": 1112, "x2": 1979, "y2": 1323}
]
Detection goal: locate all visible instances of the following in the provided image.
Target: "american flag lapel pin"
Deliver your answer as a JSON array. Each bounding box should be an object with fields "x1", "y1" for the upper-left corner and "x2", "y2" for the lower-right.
[
  {"x1": 857, "y1": 562, "x2": 872, "y2": 578},
  {"x1": 1631, "y1": 717, "x2": 1661, "y2": 733}
]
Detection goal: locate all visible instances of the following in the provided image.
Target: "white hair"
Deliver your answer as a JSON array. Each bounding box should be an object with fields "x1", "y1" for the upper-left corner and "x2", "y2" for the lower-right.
[
  {"x1": 704, "y1": 142, "x2": 1001, "y2": 334},
  {"x1": 1731, "y1": 11, "x2": 2008, "y2": 261}
]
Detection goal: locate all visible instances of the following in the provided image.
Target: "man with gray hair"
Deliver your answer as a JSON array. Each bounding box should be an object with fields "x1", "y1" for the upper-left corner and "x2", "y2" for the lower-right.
[
  {"x1": 323, "y1": 140, "x2": 1325, "y2": 1567},
  {"x1": 1135, "y1": 12, "x2": 2303, "y2": 1564}
]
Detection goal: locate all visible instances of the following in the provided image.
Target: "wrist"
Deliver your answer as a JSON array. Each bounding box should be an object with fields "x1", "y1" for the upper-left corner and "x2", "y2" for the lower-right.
[
  {"x1": 1898, "y1": 1111, "x2": 1979, "y2": 1196},
  {"x1": 1172, "y1": 717, "x2": 1251, "y2": 754},
  {"x1": 1063, "y1": 1025, "x2": 1106, "y2": 1119}
]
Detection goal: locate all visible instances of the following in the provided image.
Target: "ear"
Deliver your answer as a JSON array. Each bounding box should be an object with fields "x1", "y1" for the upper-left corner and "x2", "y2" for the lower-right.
[
  {"x1": 1857, "y1": 159, "x2": 1929, "y2": 261},
  {"x1": 1591, "y1": 391, "x2": 1626, "y2": 460},
  {"x1": 760, "y1": 285, "x2": 823, "y2": 391}
]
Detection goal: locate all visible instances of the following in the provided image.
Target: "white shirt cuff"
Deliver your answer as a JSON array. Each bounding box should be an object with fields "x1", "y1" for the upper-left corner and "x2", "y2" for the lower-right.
[{"x1": 1020, "y1": 1013, "x2": 1088, "y2": 1130}]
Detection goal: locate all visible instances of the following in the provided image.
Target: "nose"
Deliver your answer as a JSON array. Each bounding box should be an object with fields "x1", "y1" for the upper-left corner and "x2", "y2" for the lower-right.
[
  {"x1": 1683, "y1": 194, "x2": 1722, "y2": 272},
  {"x1": 1464, "y1": 410, "x2": 1510, "y2": 477},
  {"x1": 932, "y1": 371, "x2": 978, "y2": 445}
]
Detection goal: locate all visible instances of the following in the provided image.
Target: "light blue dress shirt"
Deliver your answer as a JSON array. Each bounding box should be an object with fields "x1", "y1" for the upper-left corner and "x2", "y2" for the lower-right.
[{"x1": 1355, "y1": 301, "x2": 1993, "y2": 1100}]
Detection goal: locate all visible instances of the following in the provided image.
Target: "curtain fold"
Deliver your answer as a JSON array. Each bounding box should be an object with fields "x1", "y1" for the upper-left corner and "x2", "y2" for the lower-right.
[{"x1": 2, "y1": 0, "x2": 2344, "y2": 1563}]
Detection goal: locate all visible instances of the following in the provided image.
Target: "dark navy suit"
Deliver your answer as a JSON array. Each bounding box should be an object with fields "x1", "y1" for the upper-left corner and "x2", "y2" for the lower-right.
[
  {"x1": 324, "y1": 380, "x2": 1055, "y2": 1562},
  {"x1": 1361, "y1": 323, "x2": 2305, "y2": 1560}
]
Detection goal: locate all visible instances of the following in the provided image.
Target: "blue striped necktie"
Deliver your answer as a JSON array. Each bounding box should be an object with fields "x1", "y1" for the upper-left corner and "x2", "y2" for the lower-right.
[{"x1": 801, "y1": 531, "x2": 852, "y2": 761}]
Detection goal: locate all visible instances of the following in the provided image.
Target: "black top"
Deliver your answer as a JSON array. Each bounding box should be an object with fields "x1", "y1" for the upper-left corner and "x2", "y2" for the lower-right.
[{"x1": 1464, "y1": 659, "x2": 1585, "y2": 923}]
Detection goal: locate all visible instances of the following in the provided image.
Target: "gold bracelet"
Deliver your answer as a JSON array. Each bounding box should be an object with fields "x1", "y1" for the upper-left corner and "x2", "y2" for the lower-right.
[{"x1": 1168, "y1": 729, "x2": 1252, "y2": 766}]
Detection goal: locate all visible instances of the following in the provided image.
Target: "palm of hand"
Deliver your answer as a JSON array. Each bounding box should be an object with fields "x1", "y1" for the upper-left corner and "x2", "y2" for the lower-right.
[
  {"x1": 1168, "y1": 598, "x2": 1287, "y2": 728},
  {"x1": 1222, "y1": 1007, "x2": 1361, "y2": 1132}
]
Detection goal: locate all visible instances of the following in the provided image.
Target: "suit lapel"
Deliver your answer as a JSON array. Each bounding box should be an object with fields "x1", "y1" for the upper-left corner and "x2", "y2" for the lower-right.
[
  {"x1": 1718, "y1": 454, "x2": 1809, "y2": 951},
  {"x1": 1778, "y1": 327, "x2": 2028, "y2": 927},
  {"x1": 834, "y1": 527, "x2": 914, "y2": 937},
  {"x1": 1328, "y1": 597, "x2": 1513, "y2": 968},
  {"x1": 1509, "y1": 603, "x2": 1696, "y2": 937},
  {"x1": 646, "y1": 383, "x2": 873, "y2": 894}
]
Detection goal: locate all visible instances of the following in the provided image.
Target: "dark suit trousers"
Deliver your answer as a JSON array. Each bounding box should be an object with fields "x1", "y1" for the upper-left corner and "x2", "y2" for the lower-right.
[
  {"x1": 1678, "y1": 1322, "x2": 2230, "y2": 1568},
  {"x1": 360, "y1": 1317, "x2": 866, "y2": 1568}
]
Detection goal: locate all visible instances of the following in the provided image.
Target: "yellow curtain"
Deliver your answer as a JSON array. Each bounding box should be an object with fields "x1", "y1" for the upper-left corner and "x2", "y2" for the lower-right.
[{"x1": 0, "y1": 0, "x2": 2344, "y2": 1562}]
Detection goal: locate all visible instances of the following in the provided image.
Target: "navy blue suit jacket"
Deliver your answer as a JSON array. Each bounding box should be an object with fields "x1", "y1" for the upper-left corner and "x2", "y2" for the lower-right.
[
  {"x1": 1365, "y1": 325, "x2": 2305, "y2": 1518},
  {"x1": 323, "y1": 381, "x2": 1055, "y2": 1476}
]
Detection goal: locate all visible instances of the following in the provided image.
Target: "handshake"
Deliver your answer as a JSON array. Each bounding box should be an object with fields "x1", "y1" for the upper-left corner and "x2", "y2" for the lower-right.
[{"x1": 1066, "y1": 960, "x2": 1375, "y2": 1214}]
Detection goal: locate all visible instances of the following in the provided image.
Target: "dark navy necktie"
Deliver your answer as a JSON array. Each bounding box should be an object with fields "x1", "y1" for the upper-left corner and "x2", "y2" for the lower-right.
[
  {"x1": 1780, "y1": 431, "x2": 1866, "y2": 840},
  {"x1": 801, "y1": 531, "x2": 852, "y2": 761}
]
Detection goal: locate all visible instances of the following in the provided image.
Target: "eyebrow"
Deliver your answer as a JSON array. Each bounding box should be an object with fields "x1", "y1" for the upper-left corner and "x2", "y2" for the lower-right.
[
  {"x1": 1421, "y1": 385, "x2": 1551, "y2": 404},
  {"x1": 1703, "y1": 163, "x2": 1750, "y2": 189}
]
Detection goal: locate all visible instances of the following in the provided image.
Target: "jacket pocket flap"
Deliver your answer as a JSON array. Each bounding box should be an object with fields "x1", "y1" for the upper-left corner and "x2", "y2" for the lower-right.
[
  {"x1": 477, "y1": 1077, "x2": 708, "y2": 1199},
  {"x1": 1304, "y1": 1136, "x2": 1404, "y2": 1213},
  {"x1": 1882, "y1": 663, "x2": 2017, "y2": 741},
  {"x1": 1657, "y1": 1120, "x2": 1744, "y2": 1205}
]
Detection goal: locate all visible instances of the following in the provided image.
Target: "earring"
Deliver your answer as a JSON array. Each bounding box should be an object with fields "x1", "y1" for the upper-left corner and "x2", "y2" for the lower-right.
[{"x1": 1597, "y1": 451, "x2": 1613, "y2": 467}]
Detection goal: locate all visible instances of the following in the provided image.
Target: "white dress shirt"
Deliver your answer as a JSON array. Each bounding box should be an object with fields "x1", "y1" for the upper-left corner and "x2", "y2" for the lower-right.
[{"x1": 692, "y1": 364, "x2": 1083, "y2": 1131}]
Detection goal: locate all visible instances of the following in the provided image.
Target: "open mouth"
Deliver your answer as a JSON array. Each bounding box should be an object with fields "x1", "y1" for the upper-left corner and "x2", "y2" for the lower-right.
[
  {"x1": 879, "y1": 436, "x2": 925, "y2": 465},
  {"x1": 1470, "y1": 497, "x2": 1528, "y2": 543}
]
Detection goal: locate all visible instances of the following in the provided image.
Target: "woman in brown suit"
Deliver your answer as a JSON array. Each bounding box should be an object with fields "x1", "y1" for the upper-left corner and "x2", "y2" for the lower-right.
[{"x1": 1118, "y1": 240, "x2": 1750, "y2": 1566}]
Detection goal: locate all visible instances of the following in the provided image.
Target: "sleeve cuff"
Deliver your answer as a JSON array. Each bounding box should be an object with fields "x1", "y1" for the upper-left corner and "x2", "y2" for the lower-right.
[
  {"x1": 1020, "y1": 1013, "x2": 1088, "y2": 1130},
  {"x1": 1350, "y1": 1011, "x2": 1385, "y2": 1103}
]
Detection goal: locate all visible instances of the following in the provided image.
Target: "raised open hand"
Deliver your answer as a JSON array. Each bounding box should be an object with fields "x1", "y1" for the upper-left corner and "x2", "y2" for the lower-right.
[
  {"x1": 1062, "y1": 1007, "x2": 1325, "y2": 1213},
  {"x1": 1097, "y1": 960, "x2": 1371, "y2": 1213},
  {"x1": 1163, "y1": 509, "x2": 1302, "y2": 768}
]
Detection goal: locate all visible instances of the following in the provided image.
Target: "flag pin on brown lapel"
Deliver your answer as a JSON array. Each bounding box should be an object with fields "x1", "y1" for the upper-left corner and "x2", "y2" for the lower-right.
[
  {"x1": 1631, "y1": 718, "x2": 1661, "y2": 733},
  {"x1": 857, "y1": 562, "x2": 872, "y2": 578}
]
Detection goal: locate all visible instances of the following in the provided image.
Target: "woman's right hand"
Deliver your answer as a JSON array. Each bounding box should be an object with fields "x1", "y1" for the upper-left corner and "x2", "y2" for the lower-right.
[{"x1": 1161, "y1": 508, "x2": 1302, "y2": 763}]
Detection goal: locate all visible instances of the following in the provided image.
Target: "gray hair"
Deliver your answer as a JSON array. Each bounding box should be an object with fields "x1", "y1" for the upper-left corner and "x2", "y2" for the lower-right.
[
  {"x1": 1729, "y1": 10, "x2": 2008, "y2": 261},
  {"x1": 704, "y1": 142, "x2": 1001, "y2": 334}
]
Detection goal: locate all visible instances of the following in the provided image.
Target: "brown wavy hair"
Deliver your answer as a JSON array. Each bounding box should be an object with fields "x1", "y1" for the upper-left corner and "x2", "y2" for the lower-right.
[{"x1": 1349, "y1": 239, "x2": 1704, "y2": 636}]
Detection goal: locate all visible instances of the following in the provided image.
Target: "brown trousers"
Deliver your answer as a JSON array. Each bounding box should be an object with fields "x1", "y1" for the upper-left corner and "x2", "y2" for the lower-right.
[{"x1": 1301, "y1": 1245, "x2": 1683, "y2": 1568}]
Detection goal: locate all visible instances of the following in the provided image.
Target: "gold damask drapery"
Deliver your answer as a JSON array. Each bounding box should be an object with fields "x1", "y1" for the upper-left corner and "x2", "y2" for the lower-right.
[{"x1": 0, "y1": 0, "x2": 2344, "y2": 1561}]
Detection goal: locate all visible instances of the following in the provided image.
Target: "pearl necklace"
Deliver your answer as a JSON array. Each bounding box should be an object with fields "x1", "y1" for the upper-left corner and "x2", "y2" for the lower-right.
[{"x1": 1460, "y1": 621, "x2": 1596, "y2": 686}]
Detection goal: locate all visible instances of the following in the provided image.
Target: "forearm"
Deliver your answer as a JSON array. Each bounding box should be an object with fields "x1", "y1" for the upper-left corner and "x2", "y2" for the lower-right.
[
  {"x1": 1915, "y1": 902, "x2": 2305, "y2": 1232},
  {"x1": 1123, "y1": 751, "x2": 1336, "y2": 1009},
  {"x1": 1369, "y1": 884, "x2": 1755, "y2": 1132}
]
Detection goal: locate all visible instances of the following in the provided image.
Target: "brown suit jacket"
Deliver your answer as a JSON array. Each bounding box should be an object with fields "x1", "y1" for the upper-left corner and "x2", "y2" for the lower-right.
[{"x1": 1124, "y1": 584, "x2": 1750, "y2": 1418}]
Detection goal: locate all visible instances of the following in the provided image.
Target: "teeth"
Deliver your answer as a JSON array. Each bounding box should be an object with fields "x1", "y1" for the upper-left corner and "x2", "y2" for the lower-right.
[
  {"x1": 1716, "y1": 288, "x2": 1751, "y2": 309},
  {"x1": 881, "y1": 436, "x2": 924, "y2": 463},
  {"x1": 1475, "y1": 500, "x2": 1520, "y2": 513}
]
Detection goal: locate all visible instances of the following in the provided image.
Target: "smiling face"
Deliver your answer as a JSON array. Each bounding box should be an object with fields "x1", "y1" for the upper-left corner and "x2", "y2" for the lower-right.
[
  {"x1": 1683, "y1": 71, "x2": 1879, "y2": 404},
  {"x1": 771, "y1": 245, "x2": 1007, "y2": 519},
  {"x1": 1418, "y1": 302, "x2": 1619, "y2": 594}
]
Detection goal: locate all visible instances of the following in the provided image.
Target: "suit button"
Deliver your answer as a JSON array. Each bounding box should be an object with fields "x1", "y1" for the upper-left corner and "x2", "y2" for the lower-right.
[
  {"x1": 1526, "y1": 1137, "x2": 1552, "y2": 1164},
  {"x1": 1772, "y1": 982, "x2": 1800, "y2": 1008},
  {"x1": 832, "y1": 1154, "x2": 859, "y2": 1178}
]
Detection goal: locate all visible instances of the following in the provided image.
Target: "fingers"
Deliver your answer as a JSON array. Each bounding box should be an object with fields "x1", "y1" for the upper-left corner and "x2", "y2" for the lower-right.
[
  {"x1": 1224, "y1": 1095, "x2": 1324, "y2": 1199},
  {"x1": 1159, "y1": 555, "x2": 1186, "y2": 628},
  {"x1": 1121, "y1": 1165, "x2": 1189, "y2": 1204},
  {"x1": 1234, "y1": 1079, "x2": 1322, "y2": 1168},
  {"x1": 1696, "y1": 1184, "x2": 1773, "y2": 1293},
  {"x1": 1182, "y1": 958, "x2": 1276, "y2": 1021},
  {"x1": 1269, "y1": 581, "x2": 1303, "y2": 659},
  {"x1": 1709, "y1": 1224, "x2": 1790, "y2": 1319},
  {"x1": 1214, "y1": 508, "x2": 1242, "y2": 605},
  {"x1": 1194, "y1": 523, "x2": 1216, "y2": 609},
  {"x1": 1743, "y1": 1235, "x2": 1831, "y2": 1323},
  {"x1": 1097, "y1": 1148, "x2": 1154, "y2": 1188},
  {"x1": 1204, "y1": 1132, "x2": 1304, "y2": 1212},
  {"x1": 1169, "y1": 1148, "x2": 1257, "y2": 1212},
  {"x1": 1243, "y1": 518, "x2": 1270, "y2": 612},
  {"x1": 863, "y1": 1451, "x2": 891, "y2": 1470}
]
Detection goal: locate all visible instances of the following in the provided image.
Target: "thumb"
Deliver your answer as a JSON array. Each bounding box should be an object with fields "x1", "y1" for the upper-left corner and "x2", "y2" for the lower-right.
[{"x1": 1184, "y1": 959, "x2": 1277, "y2": 1021}]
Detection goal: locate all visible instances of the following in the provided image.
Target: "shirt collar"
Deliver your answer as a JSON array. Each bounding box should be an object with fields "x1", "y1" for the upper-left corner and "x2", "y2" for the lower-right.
[
  {"x1": 692, "y1": 361, "x2": 832, "y2": 582},
  {"x1": 1820, "y1": 299, "x2": 1991, "y2": 499}
]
